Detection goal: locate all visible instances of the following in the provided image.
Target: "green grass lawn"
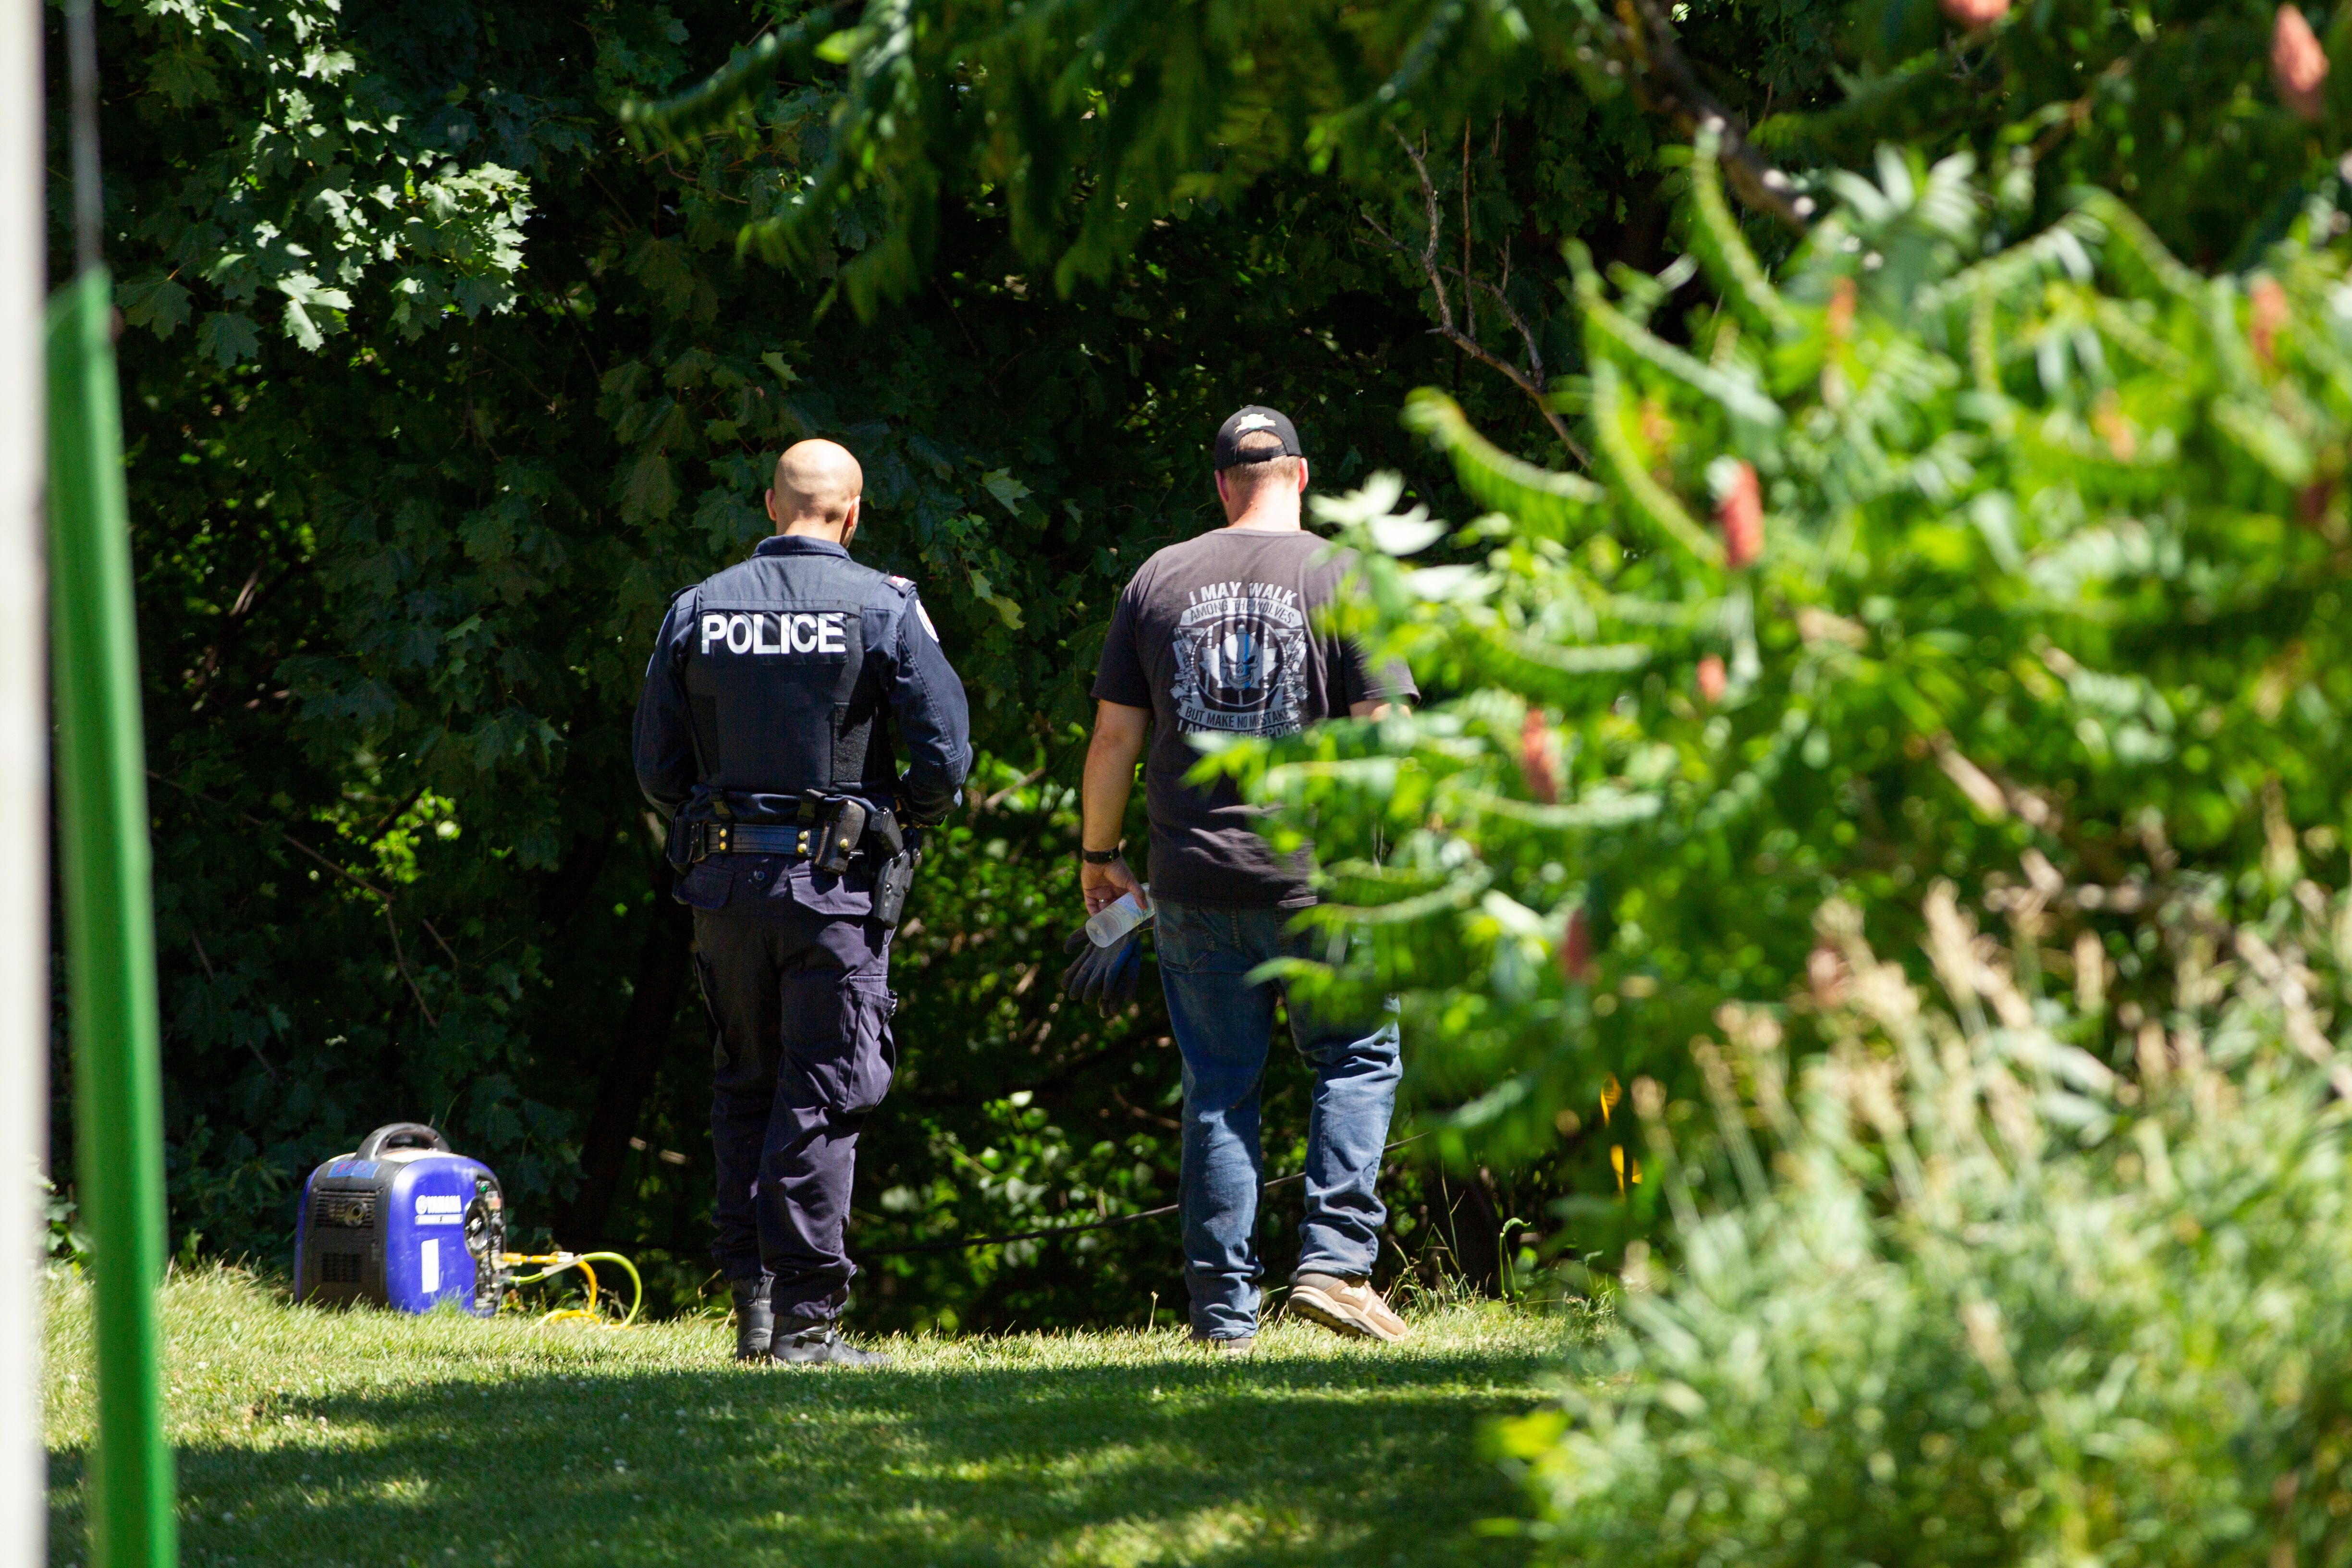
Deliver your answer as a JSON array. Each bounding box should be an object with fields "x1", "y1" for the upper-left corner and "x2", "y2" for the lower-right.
[{"x1": 43, "y1": 1269, "x2": 1564, "y2": 1568}]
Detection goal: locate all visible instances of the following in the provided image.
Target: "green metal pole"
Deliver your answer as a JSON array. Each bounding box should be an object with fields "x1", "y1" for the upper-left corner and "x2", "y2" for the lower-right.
[
  {"x1": 49, "y1": 261, "x2": 177, "y2": 1568},
  {"x1": 52, "y1": 0, "x2": 176, "y2": 1558}
]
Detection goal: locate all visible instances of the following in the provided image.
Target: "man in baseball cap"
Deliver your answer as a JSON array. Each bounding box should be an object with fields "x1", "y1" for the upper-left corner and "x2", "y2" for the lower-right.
[{"x1": 1072, "y1": 404, "x2": 1417, "y2": 1351}]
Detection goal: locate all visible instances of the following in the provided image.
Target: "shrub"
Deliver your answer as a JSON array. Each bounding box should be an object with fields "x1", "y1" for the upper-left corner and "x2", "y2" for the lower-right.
[
  {"x1": 1207, "y1": 146, "x2": 2352, "y2": 1220},
  {"x1": 1495, "y1": 884, "x2": 2352, "y2": 1566}
]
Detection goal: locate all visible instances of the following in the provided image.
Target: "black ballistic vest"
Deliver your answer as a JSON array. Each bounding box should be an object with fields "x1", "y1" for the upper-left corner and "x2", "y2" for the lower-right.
[{"x1": 679, "y1": 549, "x2": 901, "y2": 809}]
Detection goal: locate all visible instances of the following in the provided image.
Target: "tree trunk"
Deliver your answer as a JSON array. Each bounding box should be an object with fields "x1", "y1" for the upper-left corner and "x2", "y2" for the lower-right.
[
  {"x1": 1441, "y1": 1167, "x2": 1504, "y2": 1296},
  {"x1": 558, "y1": 869, "x2": 691, "y2": 1246}
]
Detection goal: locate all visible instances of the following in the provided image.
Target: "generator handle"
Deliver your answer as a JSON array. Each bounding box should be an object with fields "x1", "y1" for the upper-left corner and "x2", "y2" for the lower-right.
[{"x1": 356, "y1": 1122, "x2": 452, "y2": 1160}]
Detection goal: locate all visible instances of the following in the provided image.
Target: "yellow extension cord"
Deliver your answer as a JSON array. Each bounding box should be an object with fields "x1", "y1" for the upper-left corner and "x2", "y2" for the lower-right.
[{"x1": 500, "y1": 1250, "x2": 644, "y2": 1328}]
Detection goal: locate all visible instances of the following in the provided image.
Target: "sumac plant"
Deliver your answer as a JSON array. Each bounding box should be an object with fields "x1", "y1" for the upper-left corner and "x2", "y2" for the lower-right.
[{"x1": 1206, "y1": 143, "x2": 2352, "y2": 1232}]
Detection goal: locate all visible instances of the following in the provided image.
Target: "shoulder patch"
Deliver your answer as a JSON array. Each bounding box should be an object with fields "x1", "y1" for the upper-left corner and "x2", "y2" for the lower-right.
[{"x1": 885, "y1": 574, "x2": 916, "y2": 594}]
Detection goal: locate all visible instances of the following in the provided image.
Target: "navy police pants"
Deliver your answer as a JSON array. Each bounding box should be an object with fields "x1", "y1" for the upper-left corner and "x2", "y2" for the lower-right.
[{"x1": 695, "y1": 903, "x2": 896, "y2": 1327}]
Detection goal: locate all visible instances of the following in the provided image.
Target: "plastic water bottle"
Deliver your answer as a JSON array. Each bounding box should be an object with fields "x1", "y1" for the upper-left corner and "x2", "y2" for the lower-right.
[{"x1": 1085, "y1": 888, "x2": 1153, "y2": 948}]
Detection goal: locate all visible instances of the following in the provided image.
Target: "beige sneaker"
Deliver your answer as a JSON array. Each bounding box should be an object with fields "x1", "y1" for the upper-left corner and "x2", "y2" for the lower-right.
[
  {"x1": 1288, "y1": 1274, "x2": 1410, "y2": 1343},
  {"x1": 1188, "y1": 1331, "x2": 1256, "y2": 1355}
]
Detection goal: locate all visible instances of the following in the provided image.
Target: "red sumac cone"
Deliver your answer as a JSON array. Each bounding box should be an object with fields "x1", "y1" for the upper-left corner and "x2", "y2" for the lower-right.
[
  {"x1": 1941, "y1": 0, "x2": 2009, "y2": 27},
  {"x1": 1826, "y1": 277, "x2": 1857, "y2": 343},
  {"x1": 1520, "y1": 709, "x2": 1559, "y2": 804},
  {"x1": 2251, "y1": 277, "x2": 2290, "y2": 367},
  {"x1": 1718, "y1": 460, "x2": 1763, "y2": 568},
  {"x1": 1560, "y1": 906, "x2": 1594, "y2": 985},
  {"x1": 2275, "y1": 4, "x2": 2329, "y2": 121},
  {"x1": 1697, "y1": 655, "x2": 1728, "y2": 706}
]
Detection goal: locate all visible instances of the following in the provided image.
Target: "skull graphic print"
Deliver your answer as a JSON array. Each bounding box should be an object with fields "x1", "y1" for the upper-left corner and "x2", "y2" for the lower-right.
[{"x1": 1171, "y1": 582, "x2": 1310, "y2": 737}]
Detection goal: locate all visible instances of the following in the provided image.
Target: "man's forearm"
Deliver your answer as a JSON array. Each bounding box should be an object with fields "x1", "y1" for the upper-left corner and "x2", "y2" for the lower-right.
[{"x1": 1081, "y1": 728, "x2": 1144, "y2": 850}]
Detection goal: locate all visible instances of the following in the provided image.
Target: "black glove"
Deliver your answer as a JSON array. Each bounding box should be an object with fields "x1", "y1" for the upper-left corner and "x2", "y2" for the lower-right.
[{"x1": 1061, "y1": 922, "x2": 1144, "y2": 1018}]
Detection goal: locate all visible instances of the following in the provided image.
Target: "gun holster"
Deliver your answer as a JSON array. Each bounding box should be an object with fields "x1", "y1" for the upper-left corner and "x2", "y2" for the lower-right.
[{"x1": 874, "y1": 836, "x2": 921, "y2": 926}]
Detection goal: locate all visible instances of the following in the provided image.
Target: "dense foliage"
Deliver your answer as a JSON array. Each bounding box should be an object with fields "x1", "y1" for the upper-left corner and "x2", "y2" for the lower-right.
[
  {"x1": 1214, "y1": 146, "x2": 2352, "y2": 1230},
  {"x1": 79, "y1": 0, "x2": 2352, "y2": 1343},
  {"x1": 62, "y1": 0, "x2": 2352, "y2": 1549},
  {"x1": 97, "y1": 0, "x2": 1439, "y2": 1320},
  {"x1": 77, "y1": 0, "x2": 1783, "y2": 1323},
  {"x1": 1499, "y1": 887, "x2": 2352, "y2": 1566},
  {"x1": 1115, "y1": 11, "x2": 2352, "y2": 1548}
]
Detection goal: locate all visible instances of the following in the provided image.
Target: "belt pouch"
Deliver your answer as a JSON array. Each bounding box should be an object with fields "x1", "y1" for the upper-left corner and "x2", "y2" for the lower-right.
[{"x1": 815, "y1": 797, "x2": 867, "y2": 875}]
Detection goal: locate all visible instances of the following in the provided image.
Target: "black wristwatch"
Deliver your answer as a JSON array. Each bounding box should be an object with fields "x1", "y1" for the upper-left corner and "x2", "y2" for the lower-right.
[{"x1": 1079, "y1": 845, "x2": 1124, "y2": 865}]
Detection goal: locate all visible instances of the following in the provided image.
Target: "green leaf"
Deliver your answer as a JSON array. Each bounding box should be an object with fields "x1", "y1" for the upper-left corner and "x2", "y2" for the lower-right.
[
  {"x1": 1375, "y1": 515, "x2": 1447, "y2": 556},
  {"x1": 692, "y1": 486, "x2": 764, "y2": 551},
  {"x1": 1404, "y1": 564, "x2": 1491, "y2": 600},
  {"x1": 814, "y1": 27, "x2": 867, "y2": 64},
  {"x1": 1457, "y1": 788, "x2": 1665, "y2": 830},
  {"x1": 2210, "y1": 397, "x2": 2314, "y2": 486},
  {"x1": 619, "y1": 453, "x2": 678, "y2": 523},
  {"x1": 276, "y1": 273, "x2": 352, "y2": 352},
  {"x1": 1587, "y1": 363, "x2": 1724, "y2": 565},
  {"x1": 195, "y1": 311, "x2": 260, "y2": 368},
  {"x1": 1684, "y1": 125, "x2": 1797, "y2": 337},
  {"x1": 968, "y1": 569, "x2": 1025, "y2": 629},
  {"x1": 627, "y1": 238, "x2": 698, "y2": 312},
  {"x1": 617, "y1": 12, "x2": 847, "y2": 151},
  {"x1": 282, "y1": 299, "x2": 327, "y2": 351},
  {"x1": 147, "y1": 42, "x2": 220, "y2": 108},
  {"x1": 1402, "y1": 391, "x2": 1604, "y2": 540},
  {"x1": 982, "y1": 469, "x2": 1033, "y2": 516},
  {"x1": 277, "y1": 273, "x2": 352, "y2": 310},
  {"x1": 119, "y1": 273, "x2": 192, "y2": 339},
  {"x1": 1573, "y1": 259, "x2": 1785, "y2": 428}
]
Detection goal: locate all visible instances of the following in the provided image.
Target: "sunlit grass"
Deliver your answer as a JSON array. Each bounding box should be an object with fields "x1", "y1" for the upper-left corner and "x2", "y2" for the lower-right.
[{"x1": 44, "y1": 1267, "x2": 1562, "y2": 1568}]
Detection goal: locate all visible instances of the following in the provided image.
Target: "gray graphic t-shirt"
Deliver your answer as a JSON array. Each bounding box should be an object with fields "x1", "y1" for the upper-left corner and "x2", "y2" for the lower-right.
[{"x1": 1092, "y1": 527, "x2": 1416, "y2": 908}]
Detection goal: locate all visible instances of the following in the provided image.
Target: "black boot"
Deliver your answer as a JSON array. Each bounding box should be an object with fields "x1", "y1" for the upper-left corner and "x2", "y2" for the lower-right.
[
  {"x1": 730, "y1": 1279, "x2": 773, "y2": 1362},
  {"x1": 770, "y1": 1324, "x2": 888, "y2": 1367}
]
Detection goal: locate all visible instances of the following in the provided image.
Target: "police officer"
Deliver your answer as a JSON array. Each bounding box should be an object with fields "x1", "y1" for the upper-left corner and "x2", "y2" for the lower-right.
[{"x1": 635, "y1": 438, "x2": 971, "y2": 1366}]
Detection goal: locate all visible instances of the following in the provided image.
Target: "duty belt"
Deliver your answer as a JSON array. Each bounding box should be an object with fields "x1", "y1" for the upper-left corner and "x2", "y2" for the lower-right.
[
  {"x1": 683, "y1": 795, "x2": 906, "y2": 870},
  {"x1": 675, "y1": 795, "x2": 921, "y2": 924},
  {"x1": 673, "y1": 804, "x2": 917, "y2": 926},
  {"x1": 685, "y1": 821, "x2": 825, "y2": 859}
]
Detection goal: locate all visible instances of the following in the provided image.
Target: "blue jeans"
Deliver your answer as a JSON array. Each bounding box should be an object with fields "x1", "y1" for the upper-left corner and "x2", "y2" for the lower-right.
[{"x1": 1154, "y1": 898, "x2": 1402, "y2": 1340}]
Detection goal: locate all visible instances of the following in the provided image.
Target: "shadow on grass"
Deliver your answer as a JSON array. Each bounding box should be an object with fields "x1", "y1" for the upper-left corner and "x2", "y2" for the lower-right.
[{"x1": 50, "y1": 1342, "x2": 1546, "y2": 1568}]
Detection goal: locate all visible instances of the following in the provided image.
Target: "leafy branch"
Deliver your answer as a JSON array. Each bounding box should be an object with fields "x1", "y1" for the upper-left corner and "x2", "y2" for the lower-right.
[
  {"x1": 147, "y1": 770, "x2": 448, "y2": 1028},
  {"x1": 1605, "y1": 0, "x2": 1813, "y2": 230},
  {"x1": 1362, "y1": 130, "x2": 1592, "y2": 467}
]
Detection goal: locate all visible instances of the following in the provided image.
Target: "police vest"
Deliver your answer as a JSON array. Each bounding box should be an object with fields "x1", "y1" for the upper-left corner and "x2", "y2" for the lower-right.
[{"x1": 678, "y1": 549, "x2": 903, "y2": 806}]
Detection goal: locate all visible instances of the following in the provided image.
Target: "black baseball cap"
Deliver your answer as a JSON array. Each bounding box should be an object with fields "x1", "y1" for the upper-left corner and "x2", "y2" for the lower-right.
[{"x1": 1213, "y1": 406, "x2": 1303, "y2": 470}]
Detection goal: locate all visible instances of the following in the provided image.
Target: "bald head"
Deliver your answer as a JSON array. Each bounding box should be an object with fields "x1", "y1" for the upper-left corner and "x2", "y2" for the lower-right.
[{"x1": 767, "y1": 439, "x2": 865, "y2": 543}]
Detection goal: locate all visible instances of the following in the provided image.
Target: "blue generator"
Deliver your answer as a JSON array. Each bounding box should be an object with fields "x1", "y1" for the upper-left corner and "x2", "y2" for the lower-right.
[{"x1": 294, "y1": 1123, "x2": 507, "y2": 1315}]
